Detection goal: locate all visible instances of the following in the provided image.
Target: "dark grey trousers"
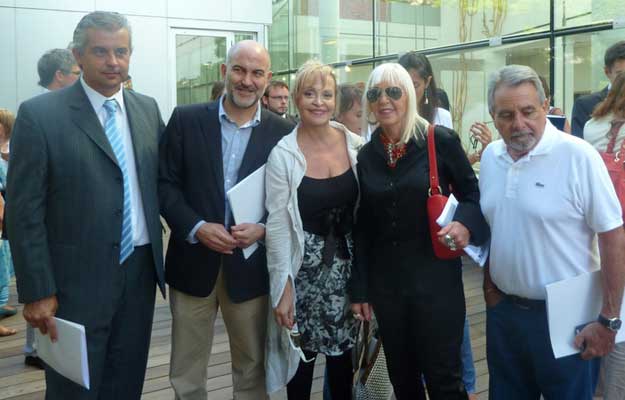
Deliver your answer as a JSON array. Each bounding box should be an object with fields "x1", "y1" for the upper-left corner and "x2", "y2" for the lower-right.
[{"x1": 44, "y1": 245, "x2": 157, "y2": 400}]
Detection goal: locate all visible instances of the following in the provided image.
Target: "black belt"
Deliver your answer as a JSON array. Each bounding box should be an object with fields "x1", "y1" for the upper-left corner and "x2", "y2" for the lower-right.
[
  {"x1": 504, "y1": 294, "x2": 546, "y2": 310},
  {"x1": 309, "y1": 206, "x2": 353, "y2": 267}
]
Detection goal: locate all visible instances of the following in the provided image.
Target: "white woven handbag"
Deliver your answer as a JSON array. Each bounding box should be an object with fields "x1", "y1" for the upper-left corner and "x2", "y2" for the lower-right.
[{"x1": 352, "y1": 320, "x2": 394, "y2": 400}]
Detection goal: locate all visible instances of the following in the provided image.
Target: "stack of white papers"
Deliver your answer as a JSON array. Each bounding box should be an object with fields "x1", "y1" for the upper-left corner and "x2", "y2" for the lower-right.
[
  {"x1": 226, "y1": 165, "x2": 266, "y2": 259},
  {"x1": 436, "y1": 194, "x2": 489, "y2": 266},
  {"x1": 546, "y1": 271, "x2": 625, "y2": 358},
  {"x1": 35, "y1": 317, "x2": 90, "y2": 389}
]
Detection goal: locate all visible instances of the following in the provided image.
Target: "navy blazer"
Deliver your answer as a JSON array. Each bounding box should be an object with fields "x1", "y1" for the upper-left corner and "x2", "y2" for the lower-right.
[
  {"x1": 571, "y1": 86, "x2": 609, "y2": 138},
  {"x1": 159, "y1": 101, "x2": 294, "y2": 302}
]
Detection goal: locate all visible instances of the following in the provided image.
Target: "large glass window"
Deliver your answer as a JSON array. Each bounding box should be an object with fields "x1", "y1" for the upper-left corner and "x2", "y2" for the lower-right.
[
  {"x1": 554, "y1": 29, "x2": 625, "y2": 118},
  {"x1": 176, "y1": 34, "x2": 227, "y2": 106},
  {"x1": 375, "y1": 0, "x2": 550, "y2": 55},
  {"x1": 430, "y1": 39, "x2": 550, "y2": 149},
  {"x1": 554, "y1": 0, "x2": 622, "y2": 29}
]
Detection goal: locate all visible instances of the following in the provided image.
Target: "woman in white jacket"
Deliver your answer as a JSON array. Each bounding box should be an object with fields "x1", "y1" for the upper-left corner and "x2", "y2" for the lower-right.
[{"x1": 264, "y1": 60, "x2": 363, "y2": 399}]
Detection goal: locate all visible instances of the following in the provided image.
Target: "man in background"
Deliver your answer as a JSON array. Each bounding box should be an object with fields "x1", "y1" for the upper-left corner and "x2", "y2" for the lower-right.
[
  {"x1": 37, "y1": 48, "x2": 81, "y2": 92},
  {"x1": 571, "y1": 40, "x2": 625, "y2": 138},
  {"x1": 262, "y1": 80, "x2": 297, "y2": 124}
]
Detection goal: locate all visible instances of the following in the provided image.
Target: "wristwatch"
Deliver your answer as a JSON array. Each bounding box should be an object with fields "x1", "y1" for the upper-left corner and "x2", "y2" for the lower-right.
[{"x1": 598, "y1": 314, "x2": 622, "y2": 332}]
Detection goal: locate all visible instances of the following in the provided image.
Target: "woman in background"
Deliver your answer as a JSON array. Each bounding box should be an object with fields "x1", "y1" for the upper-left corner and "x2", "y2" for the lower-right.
[
  {"x1": 583, "y1": 71, "x2": 625, "y2": 400},
  {"x1": 0, "y1": 109, "x2": 17, "y2": 336},
  {"x1": 335, "y1": 83, "x2": 363, "y2": 136}
]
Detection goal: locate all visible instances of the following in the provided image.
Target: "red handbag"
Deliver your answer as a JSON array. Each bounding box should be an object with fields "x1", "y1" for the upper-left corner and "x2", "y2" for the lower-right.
[
  {"x1": 426, "y1": 124, "x2": 464, "y2": 259},
  {"x1": 599, "y1": 120, "x2": 625, "y2": 217}
]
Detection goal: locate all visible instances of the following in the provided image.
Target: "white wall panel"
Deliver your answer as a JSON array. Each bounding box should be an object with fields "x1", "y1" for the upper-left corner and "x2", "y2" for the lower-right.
[
  {"x1": 125, "y1": 15, "x2": 169, "y2": 119},
  {"x1": 15, "y1": 9, "x2": 83, "y2": 103},
  {"x1": 231, "y1": 0, "x2": 271, "y2": 24},
  {"x1": 0, "y1": 1, "x2": 16, "y2": 7},
  {"x1": 15, "y1": 0, "x2": 93, "y2": 12},
  {"x1": 0, "y1": 7, "x2": 17, "y2": 113},
  {"x1": 95, "y1": 0, "x2": 166, "y2": 18},
  {"x1": 167, "y1": 0, "x2": 230, "y2": 22}
]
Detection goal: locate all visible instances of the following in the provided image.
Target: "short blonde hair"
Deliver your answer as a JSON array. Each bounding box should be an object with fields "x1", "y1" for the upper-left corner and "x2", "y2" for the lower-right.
[
  {"x1": 0, "y1": 109, "x2": 15, "y2": 141},
  {"x1": 292, "y1": 59, "x2": 337, "y2": 114},
  {"x1": 362, "y1": 63, "x2": 428, "y2": 144}
]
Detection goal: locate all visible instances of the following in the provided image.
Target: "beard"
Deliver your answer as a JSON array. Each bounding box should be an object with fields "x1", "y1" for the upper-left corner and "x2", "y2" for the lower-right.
[
  {"x1": 227, "y1": 83, "x2": 261, "y2": 109},
  {"x1": 507, "y1": 130, "x2": 537, "y2": 153}
]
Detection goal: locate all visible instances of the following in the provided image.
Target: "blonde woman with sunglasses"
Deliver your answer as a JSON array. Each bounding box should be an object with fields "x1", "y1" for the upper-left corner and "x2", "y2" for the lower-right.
[
  {"x1": 264, "y1": 60, "x2": 364, "y2": 399},
  {"x1": 350, "y1": 63, "x2": 489, "y2": 399}
]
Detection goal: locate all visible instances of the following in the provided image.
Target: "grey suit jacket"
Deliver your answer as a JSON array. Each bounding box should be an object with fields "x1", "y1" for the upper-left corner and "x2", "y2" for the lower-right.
[{"x1": 6, "y1": 82, "x2": 165, "y2": 305}]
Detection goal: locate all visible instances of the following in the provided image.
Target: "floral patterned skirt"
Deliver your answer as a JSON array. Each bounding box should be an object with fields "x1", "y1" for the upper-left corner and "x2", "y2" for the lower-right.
[{"x1": 294, "y1": 231, "x2": 358, "y2": 356}]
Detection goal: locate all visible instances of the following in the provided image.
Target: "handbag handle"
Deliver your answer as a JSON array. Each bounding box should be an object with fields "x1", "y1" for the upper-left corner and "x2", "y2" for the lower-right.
[{"x1": 427, "y1": 124, "x2": 441, "y2": 196}]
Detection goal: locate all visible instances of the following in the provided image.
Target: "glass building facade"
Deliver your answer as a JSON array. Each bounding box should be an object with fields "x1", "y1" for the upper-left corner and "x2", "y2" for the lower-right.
[{"x1": 268, "y1": 0, "x2": 624, "y2": 147}]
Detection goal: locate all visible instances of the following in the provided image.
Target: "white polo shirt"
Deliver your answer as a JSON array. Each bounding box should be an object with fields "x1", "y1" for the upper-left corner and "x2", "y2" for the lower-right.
[{"x1": 479, "y1": 120, "x2": 623, "y2": 299}]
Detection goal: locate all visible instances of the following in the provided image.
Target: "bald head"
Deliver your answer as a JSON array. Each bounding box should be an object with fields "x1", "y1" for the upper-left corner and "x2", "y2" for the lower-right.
[
  {"x1": 226, "y1": 40, "x2": 271, "y2": 70},
  {"x1": 221, "y1": 40, "x2": 273, "y2": 110}
]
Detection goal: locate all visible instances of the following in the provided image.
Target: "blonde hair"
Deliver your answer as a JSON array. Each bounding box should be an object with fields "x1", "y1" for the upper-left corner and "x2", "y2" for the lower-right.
[
  {"x1": 362, "y1": 63, "x2": 428, "y2": 144},
  {"x1": 0, "y1": 109, "x2": 15, "y2": 141},
  {"x1": 291, "y1": 59, "x2": 337, "y2": 114}
]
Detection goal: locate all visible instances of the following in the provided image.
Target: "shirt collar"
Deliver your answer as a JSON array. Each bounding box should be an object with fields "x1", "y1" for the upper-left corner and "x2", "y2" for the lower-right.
[
  {"x1": 218, "y1": 94, "x2": 261, "y2": 128},
  {"x1": 80, "y1": 76, "x2": 125, "y2": 115},
  {"x1": 494, "y1": 118, "x2": 559, "y2": 162}
]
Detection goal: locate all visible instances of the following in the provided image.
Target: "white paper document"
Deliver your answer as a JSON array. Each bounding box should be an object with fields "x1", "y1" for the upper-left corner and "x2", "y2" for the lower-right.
[
  {"x1": 36, "y1": 317, "x2": 90, "y2": 389},
  {"x1": 546, "y1": 270, "x2": 625, "y2": 358},
  {"x1": 435, "y1": 194, "x2": 489, "y2": 266},
  {"x1": 226, "y1": 165, "x2": 266, "y2": 259}
]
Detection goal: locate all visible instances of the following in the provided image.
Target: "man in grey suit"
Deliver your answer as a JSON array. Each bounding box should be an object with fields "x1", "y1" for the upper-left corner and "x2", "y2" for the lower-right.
[{"x1": 6, "y1": 11, "x2": 164, "y2": 399}]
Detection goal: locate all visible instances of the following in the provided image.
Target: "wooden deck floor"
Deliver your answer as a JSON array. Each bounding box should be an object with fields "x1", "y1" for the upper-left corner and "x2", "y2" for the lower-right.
[{"x1": 0, "y1": 261, "x2": 488, "y2": 399}]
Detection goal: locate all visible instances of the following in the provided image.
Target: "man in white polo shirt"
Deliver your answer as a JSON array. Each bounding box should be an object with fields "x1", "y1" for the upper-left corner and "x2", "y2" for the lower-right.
[{"x1": 479, "y1": 64, "x2": 625, "y2": 399}]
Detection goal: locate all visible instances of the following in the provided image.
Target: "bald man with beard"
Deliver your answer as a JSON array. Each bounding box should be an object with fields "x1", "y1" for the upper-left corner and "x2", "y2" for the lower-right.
[{"x1": 159, "y1": 41, "x2": 294, "y2": 400}]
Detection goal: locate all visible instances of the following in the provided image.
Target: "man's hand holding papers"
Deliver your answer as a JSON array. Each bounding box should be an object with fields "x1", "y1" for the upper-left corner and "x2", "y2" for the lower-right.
[{"x1": 23, "y1": 294, "x2": 58, "y2": 342}]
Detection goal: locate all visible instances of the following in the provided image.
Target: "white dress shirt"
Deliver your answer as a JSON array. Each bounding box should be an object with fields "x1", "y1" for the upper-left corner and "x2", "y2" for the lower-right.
[{"x1": 80, "y1": 77, "x2": 150, "y2": 246}]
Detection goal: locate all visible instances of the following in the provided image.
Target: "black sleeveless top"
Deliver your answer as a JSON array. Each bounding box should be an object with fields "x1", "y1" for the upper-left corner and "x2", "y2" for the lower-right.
[{"x1": 297, "y1": 168, "x2": 358, "y2": 265}]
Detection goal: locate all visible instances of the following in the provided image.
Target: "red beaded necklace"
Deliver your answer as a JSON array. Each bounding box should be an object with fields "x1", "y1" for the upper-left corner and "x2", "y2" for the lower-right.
[{"x1": 380, "y1": 133, "x2": 407, "y2": 168}]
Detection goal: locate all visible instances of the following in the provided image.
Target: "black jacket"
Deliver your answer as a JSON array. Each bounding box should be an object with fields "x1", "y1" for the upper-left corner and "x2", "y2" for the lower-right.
[
  {"x1": 571, "y1": 86, "x2": 609, "y2": 138},
  {"x1": 159, "y1": 101, "x2": 294, "y2": 302},
  {"x1": 350, "y1": 126, "x2": 489, "y2": 302}
]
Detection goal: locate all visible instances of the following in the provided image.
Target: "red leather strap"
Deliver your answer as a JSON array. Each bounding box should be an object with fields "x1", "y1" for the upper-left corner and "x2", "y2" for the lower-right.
[{"x1": 427, "y1": 124, "x2": 441, "y2": 195}]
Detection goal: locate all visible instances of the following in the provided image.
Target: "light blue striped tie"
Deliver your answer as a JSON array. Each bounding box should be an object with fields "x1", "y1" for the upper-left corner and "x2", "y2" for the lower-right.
[{"x1": 103, "y1": 99, "x2": 134, "y2": 264}]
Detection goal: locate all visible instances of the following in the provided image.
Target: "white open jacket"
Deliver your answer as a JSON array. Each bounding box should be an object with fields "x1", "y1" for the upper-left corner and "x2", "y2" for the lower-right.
[{"x1": 264, "y1": 121, "x2": 364, "y2": 394}]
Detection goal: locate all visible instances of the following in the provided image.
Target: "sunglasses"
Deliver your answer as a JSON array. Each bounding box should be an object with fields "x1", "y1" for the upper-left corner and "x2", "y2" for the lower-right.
[
  {"x1": 366, "y1": 86, "x2": 403, "y2": 103},
  {"x1": 287, "y1": 327, "x2": 315, "y2": 363}
]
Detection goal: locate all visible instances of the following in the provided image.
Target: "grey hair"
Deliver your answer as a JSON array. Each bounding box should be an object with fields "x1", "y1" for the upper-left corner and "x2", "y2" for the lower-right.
[
  {"x1": 37, "y1": 48, "x2": 76, "y2": 88},
  {"x1": 71, "y1": 11, "x2": 132, "y2": 55},
  {"x1": 487, "y1": 65, "x2": 546, "y2": 114}
]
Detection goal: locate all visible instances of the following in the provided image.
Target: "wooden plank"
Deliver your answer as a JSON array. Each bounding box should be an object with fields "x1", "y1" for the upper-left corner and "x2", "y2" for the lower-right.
[{"x1": 0, "y1": 262, "x2": 490, "y2": 399}]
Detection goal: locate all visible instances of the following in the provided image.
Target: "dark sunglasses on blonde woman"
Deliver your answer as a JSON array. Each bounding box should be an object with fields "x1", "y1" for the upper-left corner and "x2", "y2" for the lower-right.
[{"x1": 366, "y1": 86, "x2": 403, "y2": 103}]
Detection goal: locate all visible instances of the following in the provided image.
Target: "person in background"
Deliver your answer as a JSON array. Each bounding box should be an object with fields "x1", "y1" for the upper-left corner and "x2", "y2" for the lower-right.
[
  {"x1": 538, "y1": 75, "x2": 571, "y2": 133},
  {"x1": 265, "y1": 60, "x2": 362, "y2": 399},
  {"x1": 335, "y1": 83, "x2": 363, "y2": 136},
  {"x1": 37, "y1": 48, "x2": 80, "y2": 92},
  {"x1": 210, "y1": 80, "x2": 225, "y2": 101},
  {"x1": 583, "y1": 71, "x2": 625, "y2": 400},
  {"x1": 572, "y1": 40, "x2": 625, "y2": 138},
  {"x1": 263, "y1": 80, "x2": 298, "y2": 124},
  {"x1": 399, "y1": 51, "x2": 479, "y2": 399},
  {"x1": 481, "y1": 64, "x2": 624, "y2": 399},
  {"x1": 0, "y1": 109, "x2": 16, "y2": 337},
  {"x1": 351, "y1": 62, "x2": 489, "y2": 399},
  {"x1": 398, "y1": 51, "x2": 452, "y2": 128},
  {"x1": 436, "y1": 87, "x2": 451, "y2": 112}
]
